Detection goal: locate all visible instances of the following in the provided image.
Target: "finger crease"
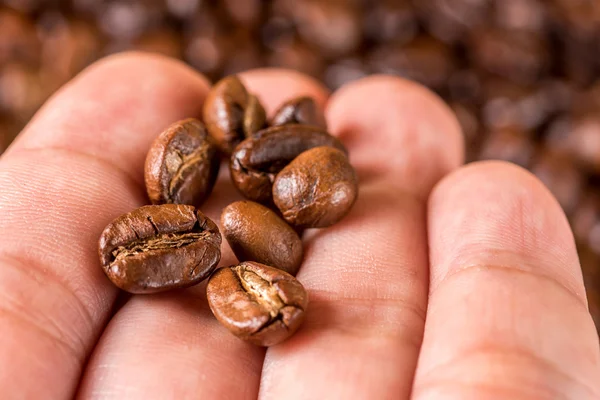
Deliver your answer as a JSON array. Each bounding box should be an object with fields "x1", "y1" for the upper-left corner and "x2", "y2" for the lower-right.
[
  {"x1": 431, "y1": 262, "x2": 587, "y2": 309},
  {"x1": 0, "y1": 252, "x2": 95, "y2": 357},
  {"x1": 415, "y1": 345, "x2": 600, "y2": 399},
  {"x1": 8, "y1": 146, "x2": 144, "y2": 195}
]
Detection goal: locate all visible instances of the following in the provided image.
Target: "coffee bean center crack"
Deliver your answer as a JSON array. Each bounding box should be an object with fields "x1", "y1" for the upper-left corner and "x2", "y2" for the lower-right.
[
  {"x1": 236, "y1": 268, "x2": 292, "y2": 326},
  {"x1": 111, "y1": 231, "x2": 211, "y2": 263},
  {"x1": 168, "y1": 145, "x2": 210, "y2": 199}
]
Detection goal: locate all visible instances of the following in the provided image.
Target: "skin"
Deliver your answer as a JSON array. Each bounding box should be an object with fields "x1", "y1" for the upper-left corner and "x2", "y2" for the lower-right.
[{"x1": 0, "y1": 52, "x2": 598, "y2": 399}]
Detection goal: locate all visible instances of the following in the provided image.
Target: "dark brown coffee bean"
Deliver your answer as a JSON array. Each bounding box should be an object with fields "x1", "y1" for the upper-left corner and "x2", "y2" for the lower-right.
[
  {"x1": 367, "y1": 36, "x2": 456, "y2": 90},
  {"x1": 221, "y1": 201, "x2": 303, "y2": 275},
  {"x1": 98, "y1": 204, "x2": 221, "y2": 294},
  {"x1": 573, "y1": 192, "x2": 600, "y2": 255},
  {"x1": 206, "y1": 261, "x2": 308, "y2": 346},
  {"x1": 270, "y1": 96, "x2": 326, "y2": 129},
  {"x1": 450, "y1": 102, "x2": 481, "y2": 159},
  {"x1": 284, "y1": 0, "x2": 362, "y2": 58},
  {"x1": 470, "y1": 29, "x2": 549, "y2": 85},
  {"x1": 134, "y1": 28, "x2": 183, "y2": 59},
  {"x1": 364, "y1": 0, "x2": 418, "y2": 45},
  {"x1": 323, "y1": 57, "x2": 369, "y2": 90},
  {"x1": 267, "y1": 41, "x2": 326, "y2": 78},
  {"x1": 273, "y1": 146, "x2": 358, "y2": 228},
  {"x1": 203, "y1": 75, "x2": 267, "y2": 155},
  {"x1": 567, "y1": 117, "x2": 600, "y2": 173},
  {"x1": 145, "y1": 118, "x2": 220, "y2": 207},
  {"x1": 478, "y1": 127, "x2": 535, "y2": 168},
  {"x1": 493, "y1": 0, "x2": 547, "y2": 33},
  {"x1": 531, "y1": 152, "x2": 582, "y2": 216},
  {"x1": 230, "y1": 124, "x2": 346, "y2": 203},
  {"x1": 0, "y1": 9, "x2": 40, "y2": 66},
  {"x1": 415, "y1": 0, "x2": 491, "y2": 44}
]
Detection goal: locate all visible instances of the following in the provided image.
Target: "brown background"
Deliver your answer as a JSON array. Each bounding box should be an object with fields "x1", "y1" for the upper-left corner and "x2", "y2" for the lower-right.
[{"x1": 1, "y1": 0, "x2": 599, "y2": 330}]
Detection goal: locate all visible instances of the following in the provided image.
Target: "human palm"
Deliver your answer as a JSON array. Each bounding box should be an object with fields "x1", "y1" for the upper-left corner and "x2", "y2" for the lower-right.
[{"x1": 0, "y1": 53, "x2": 598, "y2": 399}]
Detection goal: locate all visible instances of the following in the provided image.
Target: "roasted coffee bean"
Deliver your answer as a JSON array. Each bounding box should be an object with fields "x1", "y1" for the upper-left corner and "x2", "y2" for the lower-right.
[
  {"x1": 478, "y1": 127, "x2": 536, "y2": 168},
  {"x1": 270, "y1": 96, "x2": 326, "y2": 129},
  {"x1": 273, "y1": 146, "x2": 358, "y2": 228},
  {"x1": 267, "y1": 41, "x2": 326, "y2": 78},
  {"x1": 415, "y1": 0, "x2": 491, "y2": 44},
  {"x1": 531, "y1": 152, "x2": 582, "y2": 216},
  {"x1": 203, "y1": 75, "x2": 267, "y2": 155},
  {"x1": 450, "y1": 102, "x2": 481, "y2": 160},
  {"x1": 145, "y1": 118, "x2": 220, "y2": 207},
  {"x1": 470, "y1": 29, "x2": 549, "y2": 85},
  {"x1": 367, "y1": 37, "x2": 456, "y2": 90},
  {"x1": 207, "y1": 261, "x2": 308, "y2": 346},
  {"x1": 364, "y1": 0, "x2": 418, "y2": 45},
  {"x1": 284, "y1": 0, "x2": 362, "y2": 58},
  {"x1": 0, "y1": 9, "x2": 40, "y2": 66},
  {"x1": 98, "y1": 204, "x2": 221, "y2": 294},
  {"x1": 221, "y1": 201, "x2": 303, "y2": 275},
  {"x1": 230, "y1": 124, "x2": 346, "y2": 203},
  {"x1": 573, "y1": 193, "x2": 600, "y2": 255},
  {"x1": 323, "y1": 57, "x2": 369, "y2": 90}
]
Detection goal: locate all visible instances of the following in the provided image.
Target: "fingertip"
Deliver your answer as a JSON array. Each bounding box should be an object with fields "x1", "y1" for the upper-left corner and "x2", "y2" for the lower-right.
[
  {"x1": 75, "y1": 51, "x2": 211, "y2": 92},
  {"x1": 429, "y1": 160, "x2": 583, "y2": 299},
  {"x1": 237, "y1": 68, "x2": 330, "y2": 116},
  {"x1": 9, "y1": 51, "x2": 211, "y2": 184},
  {"x1": 326, "y1": 75, "x2": 465, "y2": 196},
  {"x1": 432, "y1": 159, "x2": 573, "y2": 238}
]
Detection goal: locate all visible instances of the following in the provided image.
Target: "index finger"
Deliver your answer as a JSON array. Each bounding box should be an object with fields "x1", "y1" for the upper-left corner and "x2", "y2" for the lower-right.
[{"x1": 0, "y1": 52, "x2": 209, "y2": 399}]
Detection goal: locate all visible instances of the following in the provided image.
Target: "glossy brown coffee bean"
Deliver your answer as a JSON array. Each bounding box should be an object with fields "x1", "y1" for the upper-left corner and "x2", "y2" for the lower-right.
[
  {"x1": 271, "y1": 96, "x2": 326, "y2": 129},
  {"x1": 221, "y1": 201, "x2": 303, "y2": 275},
  {"x1": 203, "y1": 75, "x2": 266, "y2": 155},
  {"x1": 98, "y1": 204, "x2": 221, "y2": 294},
  {"x1": 273, "y1": 146, "x2": 358, "y2": 228},
  {"x1": 145, "y1": 118, "x2": 219, "y2": 207},
  {"x1": 207, "y1": 262, "x2": 308, "y2": 346},
  {"x1": 230, "y1": 124, "x2": 347, "y2": 203}
]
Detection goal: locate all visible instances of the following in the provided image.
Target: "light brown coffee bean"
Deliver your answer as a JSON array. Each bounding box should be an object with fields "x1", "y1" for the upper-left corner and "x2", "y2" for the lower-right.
[
  {"x1": 273, "y1": 146, "x2": 358, "y2": 228},
  {"x1": 207, "y1": 262, "x2": 308, "y2": 346},
  {"x1": 271, "y1": 96, "x2": 327, "y2": 129},
  {"x1": 221, "y1": 201, "x2": 303, "y2": 275},
  {"x1": 145, "y1": 118, "x2": 220, "y2": 207},
  {"x1": 203, "y1": 75, "x2": 266, "y2": 155}
]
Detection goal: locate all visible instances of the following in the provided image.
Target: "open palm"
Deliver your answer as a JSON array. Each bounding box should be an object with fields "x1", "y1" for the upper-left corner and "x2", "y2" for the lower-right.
[{"x1": 0, "y1": 53, "x2": 598, "y2": 399}]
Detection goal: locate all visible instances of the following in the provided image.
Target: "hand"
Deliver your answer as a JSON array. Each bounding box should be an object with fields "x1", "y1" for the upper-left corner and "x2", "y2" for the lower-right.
[{"x1": 0, "y1": 53, "x2": 598, "y2": 399}]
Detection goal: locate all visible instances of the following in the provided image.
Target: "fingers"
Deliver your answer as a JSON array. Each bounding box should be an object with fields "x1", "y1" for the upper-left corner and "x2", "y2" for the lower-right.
[
  {"x1": 0, "y1": 52, "x2": 210, "y2": 399},
  {"x1": 77, "y1": 69, "x2": 330, "y2": 399},
  {"x1": 412, "y1": 162, "x2": 600, "y2": 399},
  {"x1": 259, "y1": 76, "x2": 464, "y2": 399}
]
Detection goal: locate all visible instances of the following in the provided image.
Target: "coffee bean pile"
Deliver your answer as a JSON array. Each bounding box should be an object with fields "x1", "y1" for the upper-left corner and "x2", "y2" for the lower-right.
[
  {"x1": 3, "y1": 1, "x2": 600, "y2": 330},
  {"x1": 98, "y1": 76, "x2": 358, "y2": 346}
]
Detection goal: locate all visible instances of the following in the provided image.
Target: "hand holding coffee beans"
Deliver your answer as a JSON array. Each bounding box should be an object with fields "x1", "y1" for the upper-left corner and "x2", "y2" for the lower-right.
[{"x1": 98, "y1": 75, "x2": 358, "y2": 346}]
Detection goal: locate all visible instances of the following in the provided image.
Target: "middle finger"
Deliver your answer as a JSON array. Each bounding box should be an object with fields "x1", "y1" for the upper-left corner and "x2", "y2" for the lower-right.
[{"x1": 259, "y1": 76, "x2": 464, "y2": 399}]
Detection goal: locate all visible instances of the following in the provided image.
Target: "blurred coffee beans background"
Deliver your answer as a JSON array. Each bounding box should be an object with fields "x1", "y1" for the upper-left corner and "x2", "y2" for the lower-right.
[{"x1": 1, "y1": 0, "x2": 600, "y2": 329}]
